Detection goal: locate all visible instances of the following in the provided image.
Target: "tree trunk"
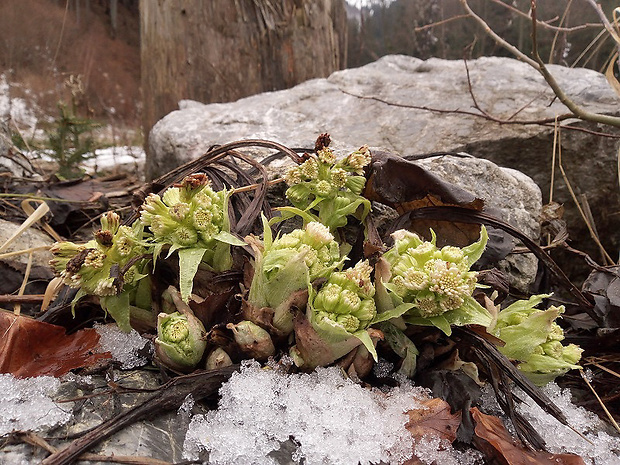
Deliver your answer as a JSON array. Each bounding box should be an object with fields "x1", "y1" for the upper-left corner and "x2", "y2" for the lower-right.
[{"x1": 140, "y1": 0, "x2": 347, "y2": 180}]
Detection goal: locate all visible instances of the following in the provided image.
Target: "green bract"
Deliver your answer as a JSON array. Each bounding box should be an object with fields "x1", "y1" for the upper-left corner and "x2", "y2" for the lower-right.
[
  {"x1": 155, "y1": 311, "x2": 207, "y2": 372},
  {"x1": 247, "y1": 218, "x2": 344, "y2": 335},
  {"x1": 50, "y1": 211, "x2": 149, "y2": 332},
  {"x1": 279, "y1": 145, "x2": 372, "y2": 232},
  {"x1": 375, "y1": 226, "x2": 491, "y2": 336},
  {"x1": 139, "y1": 173, "x2": 245, "y2": 301},
  {"x1": 306, "y1": 260, "x2": 379, "y2": 364},
  {"x1": 489, "y1": 294, "x2": 583, "y2": 385}
]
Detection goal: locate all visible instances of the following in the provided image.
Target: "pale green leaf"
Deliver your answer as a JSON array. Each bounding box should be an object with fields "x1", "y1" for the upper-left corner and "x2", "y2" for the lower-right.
[
  {"x1": 100, "y1": 292, "x2": 132, "y2": 332},
  {"x1": 178, "y1": 247, "x2": 207, "y2": 302}
]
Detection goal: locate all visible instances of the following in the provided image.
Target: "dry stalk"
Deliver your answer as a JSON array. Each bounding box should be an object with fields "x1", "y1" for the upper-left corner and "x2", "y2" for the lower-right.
[
  {"x1": 580, "y1": 369, "x2": 620, "y2": 434},
  {"x1": 555, "y1": 127, "x2": 615, "y2": 265},
  {"x1": 14, "y1": 251, "x2": 33, "y2": 316}
]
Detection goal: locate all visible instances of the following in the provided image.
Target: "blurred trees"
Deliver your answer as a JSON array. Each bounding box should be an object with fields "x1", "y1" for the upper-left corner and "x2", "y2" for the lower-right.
[{"x1": 347, "y1": 0, "x2": 617, "y2": 72}]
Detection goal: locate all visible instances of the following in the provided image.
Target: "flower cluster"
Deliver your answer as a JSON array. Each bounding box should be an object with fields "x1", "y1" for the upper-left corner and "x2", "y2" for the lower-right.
[
  {"x1": 140, "y1": 174, "x2": 227, "y2": 252},
  {"x1": 247, "y1": 220, "x2": 344, "y2": 335},
  {"x1": 376, "y1": 227, "x2": 491, "y2": 336},
  {"x1": 282, "y1": 145, "x2": 372, "y2": 231},
  {"x1": 50, "y1": 212, "x2": 146, "y2": 297},
  {"x1": 490, "y1": 295, "x2": 583, "y2": 385},
  {"x1": 312, "y1": 260, "x2": 376, "y2": 334}
]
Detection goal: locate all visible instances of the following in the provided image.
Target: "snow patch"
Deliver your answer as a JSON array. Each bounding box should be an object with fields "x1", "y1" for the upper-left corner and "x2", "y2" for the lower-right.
[
  {"x1": 183, "y1": 361, "x2": 479, "y2": 465},
  {"x1": 95, "y1": 323, "x2": 149, "y2": 369},
  {"x1": 0, "y1": 374, "x2": 72, "y2": 435}
]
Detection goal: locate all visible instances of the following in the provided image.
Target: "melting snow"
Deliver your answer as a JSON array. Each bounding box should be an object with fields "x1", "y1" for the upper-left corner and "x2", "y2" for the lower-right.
[
  {"x1": 0, "y1": 374, "x2": 71, "y2": 435},
  {"x1": 517, "y1": 383, "x2": 620, "y2": 464},
  {"x1": 183, "y1": 361, "x2": 482, "y2": 465}
]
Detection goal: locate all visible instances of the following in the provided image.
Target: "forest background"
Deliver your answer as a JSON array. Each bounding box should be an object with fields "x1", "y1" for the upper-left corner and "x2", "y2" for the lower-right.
[{"x1": 1, "y1": 0, "x2": 618, "y2": 147}]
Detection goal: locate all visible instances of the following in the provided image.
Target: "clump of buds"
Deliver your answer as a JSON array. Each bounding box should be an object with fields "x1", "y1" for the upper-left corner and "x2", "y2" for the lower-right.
[
  {"x1": 50, "y1": 212, "x2": 150, "y2": 331},
  {"x1": 140, "y1": 173, "x2": 245, "y2": 301},
  {"x1": 375, "y1": 227, "x2": 491, "y2": 336},
  {"x1": 246, "y1": 219, "x2": 344, "y2": 335},
  {"x1": 292, "y1": 260, "x2": 381, "y2": 370},
  {"x1": 282, "y1": 140, "x2": 372, "y2": 232}
]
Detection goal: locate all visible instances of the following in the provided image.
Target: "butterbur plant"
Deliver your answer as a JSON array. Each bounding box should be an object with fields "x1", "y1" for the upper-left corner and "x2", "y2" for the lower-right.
[
  {"x1": 139, "y1": 173, "x2": 245, "y2": 301},
  {"x1": 489, "y1": 294, "x2": 583, "y2": 385},
  {"x1": 50, "y1": 212, "x2": 150, "y2": 332},
  {"x1": 280, "y1": 142, "x2": 372, "y2": 232},
  {"x1": 155, "y1": 310, "x2": 207, "y2": 372},
  {"x1": 293, "y1": 260, "x2": 380, "y2": 369},
  {"x1": 245, "y1": 218, "x2": 344, "y2": 335},
  {"x1": 375, "y1": 227, "x2": 492, "y2": 336}
]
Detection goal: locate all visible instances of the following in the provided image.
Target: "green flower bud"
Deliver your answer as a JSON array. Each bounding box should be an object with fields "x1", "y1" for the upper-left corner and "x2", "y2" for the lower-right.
[
  {"x1": 284, "y1": 166, "x2": 302, "y2": 185},
  {"x1": 343, "y1": 145, "x2": 371, "y2": 173},
  {"x1": 353, "y1": 298, "x2": 376, "y2": 322},
  {"x1": 227, "y1": 321, "x2": 275, "y2": 361},
  {"x1": 336, "y1": 314, "x2": 361, "y2": 332},
  {"x1": 562, "y1": 344, "x2": 583, "y2": 365},
  {"x1": 317, "y1": 147, "x2": 336, "y2": 164},
  {"x1": 172, "y1": 226, "x2": 198, "y2": 247},
  {"x1": 155, "y1": 311, "x2": 207, "y2": 371},
  {"x1": 331, "y1": 168, "x2": 347, "y2": 189},
  {"x1": 170, "y1": 202, "x2": 190, "y2": 221},
  {"x1": 541, "y1": 340, "x2": 564, "y2": 358},
  {"x1": 315, "y1": 180, "x2": 334, "y2": 197},
  {"x1": 100, "y1": 211, "x2": 121, "y2": 234}
]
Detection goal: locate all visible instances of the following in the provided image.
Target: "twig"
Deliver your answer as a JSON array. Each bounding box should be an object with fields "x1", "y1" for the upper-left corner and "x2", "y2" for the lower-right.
[
  {"x1": 339, "y1": 88, "x2": 620, "y2": 139},
  {"x1": 460, "y1": 0, "x2": 539, "y2": 68},
  {"x1": 14, "y1": 252, "x2": 33, "y2": 315},
  {"x1": 548, "y1": 0, "x2": 573, "y2": 63},
  {"x1": 414, "y1": 14, "x2": 470, "y2": 32},
  {"x1": 584, "y1": 0, "x2": 620, "y2": 47},
  {"x1": 17, "y1": 431, "x2": 175, "y2": 465},
  {"x1": 0, "y1": 294, "x2": 45, "y2": 303},
  {"x1": 555, "y1": 125, "x2": 615, "y2": 265},
  {"x1": 579, "y1": 370, "x2": 620, "y2": 433},
  {"x1": 40, "y1": 366, "x2": 238, "y2": 465},
  {"x1": 488, "y1": 0, "x2": 601, "y2": 32}
]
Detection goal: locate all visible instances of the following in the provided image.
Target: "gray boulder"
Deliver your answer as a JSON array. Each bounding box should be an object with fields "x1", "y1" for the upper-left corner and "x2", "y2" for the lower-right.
[{"x1": 150, "y1": 55, "x2": 620, "y2": 277}]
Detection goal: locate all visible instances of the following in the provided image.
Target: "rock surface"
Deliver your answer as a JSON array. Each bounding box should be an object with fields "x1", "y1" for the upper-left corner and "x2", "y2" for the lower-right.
[{"x1": 150, "y1": 55, "x2": 620, "y2": 277}]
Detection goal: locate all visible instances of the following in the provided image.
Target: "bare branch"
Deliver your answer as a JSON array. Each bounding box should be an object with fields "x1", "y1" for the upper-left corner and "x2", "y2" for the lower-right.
[
  {"x1": 414, "y1": 14, "x2": 470, "y2": 33},
  {"x1": 459, "y1": 0, "x2": 540, "y2": 68},
  {"x1": 530, "y1": 0, "x2": 620, "y2": 128},
  {"x1": 338, "y1": 88, "x2": 620, "y2": 139},
  {"x1": 488, "y1": 0, "x2": 601, "y2": 32}
]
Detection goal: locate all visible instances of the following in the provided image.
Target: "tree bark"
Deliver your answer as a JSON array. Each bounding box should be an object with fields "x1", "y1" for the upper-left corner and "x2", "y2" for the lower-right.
[{"x1": 140, "y1": 0, "x2": 347, "y2": 180}]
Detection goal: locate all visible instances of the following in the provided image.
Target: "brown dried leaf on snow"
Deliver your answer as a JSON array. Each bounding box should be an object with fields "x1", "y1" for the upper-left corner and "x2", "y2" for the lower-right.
[
  {"x1": 471, "y1": 407, "x2": 586, "y2": 465},
  {"x1": 0, "y1": 311, "x2": 110, "y2": 378},
  {"x1": 405, "y1": 397, "x2": 462, "y2": 443}
]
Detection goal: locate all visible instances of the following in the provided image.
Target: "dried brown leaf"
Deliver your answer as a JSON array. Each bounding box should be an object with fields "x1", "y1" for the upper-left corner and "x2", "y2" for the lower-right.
[
  {"x1": 405, "y1": 397, "x2": 462, "y2": 443},
  {"x1": 0, "y1": 311, "x2": 110, "y2": 378},
  {"x1": 471, "y1": 407, "x2": 586, "y2": 465}
]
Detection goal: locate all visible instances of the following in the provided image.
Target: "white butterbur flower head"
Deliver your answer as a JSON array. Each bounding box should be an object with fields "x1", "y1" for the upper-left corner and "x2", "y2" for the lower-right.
[{"x1": 378, "y1": 226, "x2": 491, "y2": 335}]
